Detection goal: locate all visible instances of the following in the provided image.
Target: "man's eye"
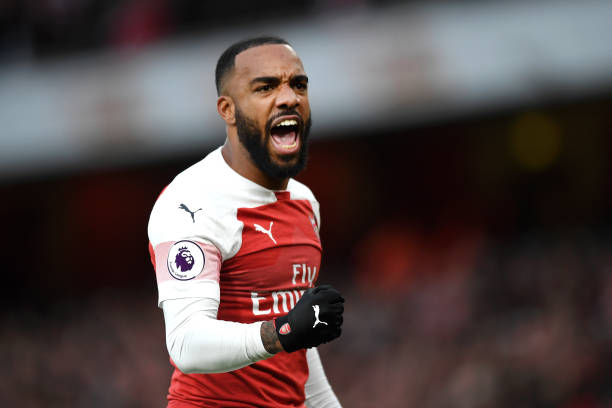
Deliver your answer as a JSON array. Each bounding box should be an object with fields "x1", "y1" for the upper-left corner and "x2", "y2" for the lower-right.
[
  {"x1": 257, "y1": 85, "x2": 272, "y2": 92},
  {"x1": 295, "y1": 83, "x2": 307, "y2": 90}
]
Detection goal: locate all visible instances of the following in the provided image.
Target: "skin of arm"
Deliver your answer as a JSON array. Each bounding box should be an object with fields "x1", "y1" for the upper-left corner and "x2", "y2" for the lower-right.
[{"x1": 260, "y1": 320, "x2": 283, "y2": 354}]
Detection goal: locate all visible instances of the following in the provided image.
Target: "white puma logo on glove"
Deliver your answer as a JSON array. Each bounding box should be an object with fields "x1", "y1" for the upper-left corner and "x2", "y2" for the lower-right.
[{"x1": 312, "y1": 305, "x2": 328, "y2": 328}]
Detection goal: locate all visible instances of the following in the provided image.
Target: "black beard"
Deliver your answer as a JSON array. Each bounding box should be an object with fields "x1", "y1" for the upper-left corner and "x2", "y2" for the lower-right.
[{"x1": 235, "y1": 107, "x2": 311, "y2": 180}]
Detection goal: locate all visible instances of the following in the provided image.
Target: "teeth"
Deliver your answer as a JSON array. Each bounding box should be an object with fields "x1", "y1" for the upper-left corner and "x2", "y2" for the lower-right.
[
  {"x1": 281, "y1": 142, "x2": 297, "y2": 149},
  {"x1": 277, "y1": 119, "x2": 298, "y2": 127}
]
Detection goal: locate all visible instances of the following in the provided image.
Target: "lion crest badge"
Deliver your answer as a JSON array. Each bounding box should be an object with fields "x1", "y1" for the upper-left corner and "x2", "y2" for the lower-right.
[{"x1": 167, "y1": 240, "x2": 205, "y2": 280}]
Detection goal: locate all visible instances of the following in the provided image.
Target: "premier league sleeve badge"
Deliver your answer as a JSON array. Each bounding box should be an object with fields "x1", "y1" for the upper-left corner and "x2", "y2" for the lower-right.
[{"x1": 167, "y1": 240, "x2": 206, "y2": 280}]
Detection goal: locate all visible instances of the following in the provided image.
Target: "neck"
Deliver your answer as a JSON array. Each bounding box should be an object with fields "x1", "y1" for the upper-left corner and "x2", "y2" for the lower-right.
[{"x1": 221, "y1": 139, "x2": 289, "y2": 191}]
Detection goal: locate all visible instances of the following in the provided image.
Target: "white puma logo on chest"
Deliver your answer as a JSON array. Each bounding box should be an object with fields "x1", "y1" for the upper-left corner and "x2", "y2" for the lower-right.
[{"x1": 254, "y1": 221, "x2": 277, "y2": 245}]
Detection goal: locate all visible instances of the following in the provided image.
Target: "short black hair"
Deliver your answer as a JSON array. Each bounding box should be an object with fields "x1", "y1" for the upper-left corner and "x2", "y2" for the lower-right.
[{"x1": 215, "y1": 36, "x2": 291, "y2": 96}]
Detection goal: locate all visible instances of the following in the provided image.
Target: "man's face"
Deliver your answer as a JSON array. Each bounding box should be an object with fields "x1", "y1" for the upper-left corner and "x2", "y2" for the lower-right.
[{"x1": 227, "y1": 44, "x2": 311, "y2": 179}]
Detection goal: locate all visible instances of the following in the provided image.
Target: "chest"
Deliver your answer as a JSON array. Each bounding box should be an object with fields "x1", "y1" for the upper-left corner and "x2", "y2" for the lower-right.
[{"x1": 220, "y1": 197, "x2": 322, "y2": 292}]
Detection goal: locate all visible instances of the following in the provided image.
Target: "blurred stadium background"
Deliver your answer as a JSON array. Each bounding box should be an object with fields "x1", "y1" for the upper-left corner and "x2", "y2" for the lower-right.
[{"x1": 2, "y1": 0, "x2": 612, "y2": 406}]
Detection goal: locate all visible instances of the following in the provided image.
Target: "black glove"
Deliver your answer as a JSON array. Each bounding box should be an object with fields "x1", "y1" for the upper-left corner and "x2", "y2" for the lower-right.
[{"x1": 274, "y1": 284, "x2": 344, "y2": 353}]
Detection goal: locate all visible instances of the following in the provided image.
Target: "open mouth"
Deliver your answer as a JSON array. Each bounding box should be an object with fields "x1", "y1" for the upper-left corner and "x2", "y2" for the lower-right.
[{"x1": 270, "y1": 117, "x2": 300, "y2": 154}]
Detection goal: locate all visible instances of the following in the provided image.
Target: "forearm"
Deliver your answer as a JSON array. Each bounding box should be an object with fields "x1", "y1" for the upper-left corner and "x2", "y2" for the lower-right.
[
  {"x1": 162, "y1": 284, "x2": 344, "y2": 373},
  {"x1": 163, "y1": 297, "x2": 274, "y2": 374},
  {"x1": 260, "y1": 320, "x2": 283, "y2": 354}
]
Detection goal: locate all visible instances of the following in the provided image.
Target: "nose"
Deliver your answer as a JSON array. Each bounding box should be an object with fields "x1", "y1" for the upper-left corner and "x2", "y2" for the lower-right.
[{"x1": 275, "y1": 83, "x2": 299, "y2": 110}]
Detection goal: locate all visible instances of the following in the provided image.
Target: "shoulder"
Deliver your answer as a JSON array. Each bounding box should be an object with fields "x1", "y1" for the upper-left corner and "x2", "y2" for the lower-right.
[
  {"x1": 148, "y1": 148, "x2": 243, "y2": 258},
  {"x1": 287, "y1": 178, "x2": 318, "y2": 203},
  {"x1": 287, "y1": 178, "x2": 320, "y2": 225},
  {"x1": 149, "y1": 149, "x2": 225, "y2": 223}
]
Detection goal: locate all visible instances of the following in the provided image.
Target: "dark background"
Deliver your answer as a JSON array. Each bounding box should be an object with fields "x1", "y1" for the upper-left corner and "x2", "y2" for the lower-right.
[{"x1": 2, "y1": 1, "x2": 612, "y2": 407}]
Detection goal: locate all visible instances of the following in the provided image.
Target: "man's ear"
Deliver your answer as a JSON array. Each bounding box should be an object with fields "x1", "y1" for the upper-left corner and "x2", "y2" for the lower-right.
[{"x1": 217, "y1": 96, "x2": 236, "y2": 126}]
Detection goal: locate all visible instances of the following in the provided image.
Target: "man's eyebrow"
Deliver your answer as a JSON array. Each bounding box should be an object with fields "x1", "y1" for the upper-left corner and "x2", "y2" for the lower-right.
[
  {"x1": 250, "y1": 76, "x2": 280, "y2": 86},
  {"x1": 249, "y1": 75, "x2": 309, "y2": 86},
  {"x1": 291, "y1": 75, "x2": 309, "y2": 84}
]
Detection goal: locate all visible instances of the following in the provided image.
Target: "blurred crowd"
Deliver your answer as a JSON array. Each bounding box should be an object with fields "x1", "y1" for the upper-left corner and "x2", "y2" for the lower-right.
[
  {"x1": 1, "y1": 290, "x2": 169, "y2": 407},
  {"x1": 2, "y1": 229, "x2": 612, "y2": 407},
  {"x1": 0, "y1": 0, "x2": 403, "y2": 60},
  {"x1": 324, "y1": 229, "x2": 612, "y2": 408}
]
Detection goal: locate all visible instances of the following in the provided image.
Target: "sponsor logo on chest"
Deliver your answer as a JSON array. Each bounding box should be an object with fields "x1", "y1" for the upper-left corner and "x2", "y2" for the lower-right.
[{"x1": 250, "y1": 263, "x2": 318, "y2": 316}]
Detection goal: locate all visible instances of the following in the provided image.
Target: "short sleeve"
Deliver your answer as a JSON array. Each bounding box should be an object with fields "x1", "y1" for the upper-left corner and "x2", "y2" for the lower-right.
[
  {"x1": 150, "y1": 238, "x2": 222, "y2": 306},
  {"x1": 147, "y1": 178, "x2": 240, "y2": 307}
]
